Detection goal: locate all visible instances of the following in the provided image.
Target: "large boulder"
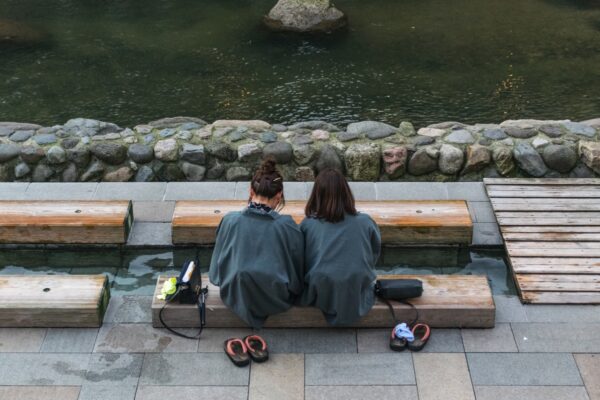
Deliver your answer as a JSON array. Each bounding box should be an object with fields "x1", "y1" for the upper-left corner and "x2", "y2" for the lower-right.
[
  {"x1": 438, "y1": 144, "x2": 464, "y2": 175},
  {"x1": 344, "y1": 143, "x2": 380, "y2": 181},
  {"x1": 382, "y1": 146, "x2": 407, "y2": 179},
  {"x1": 408, "y1": 148, "x2": 437, "y2": 176},
  {"x1": 579, "y1": 141, "x2": 600, "y2": 174},
  {"x1": 513, "y1": 143, "x2": 548, "y2": 177},
  {"x1": 542, "y1": 145, "x2": 577, "y2": 173},
  {"x1": 264, "y1": 0, "x2": 347, "y2": 33},
  {"x1": 462, "y1": 145, "x2": 491, "y2": 174},
  {"x1": 346, "y1": 121, "x2": 397, "y2": 140},
  {"x1": 492, "y1": 146, "x2": 514, "y2": 176}
]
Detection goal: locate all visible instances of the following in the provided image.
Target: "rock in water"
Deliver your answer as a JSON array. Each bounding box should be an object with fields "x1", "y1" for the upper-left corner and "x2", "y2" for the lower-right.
[{"x1": 264, "y1": 0, "x2": 347, "y2": 33}]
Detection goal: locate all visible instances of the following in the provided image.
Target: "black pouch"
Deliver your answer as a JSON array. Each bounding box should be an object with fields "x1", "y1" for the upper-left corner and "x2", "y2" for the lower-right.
[{"x1": 375, "y1": 279, "x2": 423, "y2": 300}]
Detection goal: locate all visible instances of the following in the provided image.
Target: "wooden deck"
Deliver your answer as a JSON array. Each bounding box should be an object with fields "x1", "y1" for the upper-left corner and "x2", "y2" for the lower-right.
[
  {"x1": 152, "y1": 274, "x2": 495, "y2": 328},
  {"x1": 485, "y1": 178, "x2": 600, "y2": 304},
  {"x1": 0, "y1": 274, "x2": 110, "y2": 327},
  {"x1": 171, "y1": 200, "x2": 473, "y2": 245},
  {"x1": 0, "y1": 201, "x2": 133, "y2": 244}
]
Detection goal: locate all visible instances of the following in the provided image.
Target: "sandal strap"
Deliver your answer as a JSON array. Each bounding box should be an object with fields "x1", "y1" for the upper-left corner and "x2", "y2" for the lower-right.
[
  {"x1": 226, "y1": 338, "x2": 247, "y2": 356},
  {"x1": 412, "y1": 324, "x2": 431, "y2": 342},
  {"x1": 245, "y1": 335, "x2": 267, "y2": 351}
]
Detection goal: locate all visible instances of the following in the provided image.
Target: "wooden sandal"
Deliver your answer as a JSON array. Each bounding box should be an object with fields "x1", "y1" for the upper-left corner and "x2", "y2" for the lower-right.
[
  {"x1": 389, "y1": 327, "x2": 408, "y2": 352},
  {"x1": 408, "y1": 324, "x2": 431, "y2": 352},
  {"x1": 224, "y1": 338, "x2": 250, "y2": 367},
  {"x1": 244, "y1": 335, "x2": 269, "y2": 363}
]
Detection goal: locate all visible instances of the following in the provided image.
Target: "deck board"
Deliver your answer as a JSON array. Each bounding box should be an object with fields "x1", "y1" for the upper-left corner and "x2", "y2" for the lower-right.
[
  {"x1": 171, "y1": 200, "x2": 473, "y2": 245},
  {"x1": 484, "y1": 178, "x2": 600, "y2": 304},
  {"x1": 152, "y1": 274, "x2": 495, "y2": 328}
]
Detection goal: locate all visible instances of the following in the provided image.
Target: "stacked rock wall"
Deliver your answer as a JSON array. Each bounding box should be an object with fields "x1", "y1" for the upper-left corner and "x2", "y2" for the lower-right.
[{"x1": 0, "y1": 117, "x2": 599, "y2": 182}]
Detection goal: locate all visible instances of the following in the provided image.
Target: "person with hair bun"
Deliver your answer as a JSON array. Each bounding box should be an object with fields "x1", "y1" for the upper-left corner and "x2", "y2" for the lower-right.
[
  {"x1": 300, "y1": 168, "x2": 381, "y2": 326},
  {"x1": 209, "y1": 158, "x2": 304, "y2": 329}
]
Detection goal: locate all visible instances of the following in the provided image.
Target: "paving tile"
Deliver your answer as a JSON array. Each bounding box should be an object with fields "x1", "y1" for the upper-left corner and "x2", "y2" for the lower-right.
[
  {"x1": 126, "y1": 222, "x2": 172, "y2": 246},
  {"x1": 446, "y1": 182, "x2": 488, "y2": 201},
  {"x1": 376, "y1": 182, "x2": 448, "y2": 200},
  {"x1": 236, "y1": 181, "x2": 307, "y2": 200},
  {"x1": 139, "y1": 353, "x2": 249, "y2": 385},
  {"x1": 461, "y1": 324, "x2": 517, "y2": 352},
  {"x1": 135, "y1": 386, "x2": 248, "y2": 400},
  {"x1": 0, "y1": 328, "x2": 46, "y2": 352},
  {"x1": 574, "y1": 354, "x2": 600, "y2": 400},
  {"x1": 474, "y1": 386, "x2": 589, "y2": 400},
  {"x1": 305, "y1": 386, "x2": 418, "y2": 400},
  {"x1": 94, "y1": 323, "x2": 198, "y2": 353},
  {"x1": 357, "y1": 328, "x2": 463, "y2": 353},
  {"x1": 493, "y1": 295, "x2": 528, "y2": 323},
  {"x1": 0, "y1": 183, "x2": 29, "y2": 199},
  {"x1": 0, "y1": 353, "x2": 90, "y2": 385},
  {"x1": 513, "y1": 323, "x2": 600, "y2": 353},
  {"x1": 85, "y1": 353, "x2": 143, "y2": 386},
  {"x1": 197, "y1": 328, "x2": 253, "y2": 352},
  {"x1": 258, "y1": 328, "x2": 357, "y2": 353},
  {"x1": 468, "y1": 201, "x2": 496, "y2": 223},
  {"x1": 25, "y1": 183, "x2": 98, "y2": 199},
  {"x1": 524, "y1": 304, "x2": 600, "y2": 323},
  {"x1": 0, "y1": 386, "x2": 80, "y2": 400},
  {"x1": 249, "y1": 353, "x2": 304, "y2": 400},
  {"x1": 95, "y1": 183, "x2": 167, "y2": 200},
  {"x1": 164, "y1": 182, "x2": 235, "y2": 200},
  {"x1": 467, "y1": 353, "x2": 582, "y2": 385},
  {"x1": 103, "y1": 296, "x2": 153, "y2": 323},
  {"x1": 41, "y1": 328, "x2": 98, "y2": 353},
  {"x1": 305, "y1": 353, "x2": 414, "y2": 385},
  {"x1": 472, "y1": 222, "x2": 503, "y2": 246},
  {"x1": 348, "y1": 182, "x2": 376, "y2": 200},
  {"x1": 132, "y1": 201, "x2": 175, "y2": 222},
  {"x1": 414, "y1": 353, "x2": 474, "y2": 400},
  {"x1": 79, "y1": 385, "x2": 137, "y2": 400}
]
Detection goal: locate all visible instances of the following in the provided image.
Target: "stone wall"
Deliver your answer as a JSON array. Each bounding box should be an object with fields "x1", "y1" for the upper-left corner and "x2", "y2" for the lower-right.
[{"x1": 0, "y1": 117, "x2": 599, "y2": 182}]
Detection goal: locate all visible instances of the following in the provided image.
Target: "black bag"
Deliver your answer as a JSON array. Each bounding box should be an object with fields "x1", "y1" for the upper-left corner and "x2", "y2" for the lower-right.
[
  {"x1": 159, "y1": 259, "x2": 208, "y2": 339},
  {"x1": 375, "y1": 279, "x2": 423, "y2": 300}
]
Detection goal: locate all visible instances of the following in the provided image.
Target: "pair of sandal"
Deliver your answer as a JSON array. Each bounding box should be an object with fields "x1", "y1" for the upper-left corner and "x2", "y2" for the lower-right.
[
  {"x1": 390, "y1": 323, "x2": 431, "y2": 352},
  {"x1": 224, "y1": 335, "x2": 269, "y2": 367}
]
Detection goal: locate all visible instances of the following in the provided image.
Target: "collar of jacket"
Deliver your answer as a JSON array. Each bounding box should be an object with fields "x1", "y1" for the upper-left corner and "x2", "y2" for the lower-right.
[{"x1": 242, "y1": 206, "x2": 281, "y2": 219}]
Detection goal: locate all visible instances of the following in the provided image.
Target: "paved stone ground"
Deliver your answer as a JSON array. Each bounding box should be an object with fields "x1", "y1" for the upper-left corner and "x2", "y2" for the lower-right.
[{"x1": 2, "y1": 183, "x2": 598, "y2": 399}]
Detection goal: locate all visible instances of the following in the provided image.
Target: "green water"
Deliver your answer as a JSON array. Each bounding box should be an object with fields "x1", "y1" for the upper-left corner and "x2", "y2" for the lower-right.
[
  {"x1": 0, "y1": 247, "x2": 515, "y2": 295},
  {"x1": 1, "y1": 0, "x2": 599, "y2": 127}
]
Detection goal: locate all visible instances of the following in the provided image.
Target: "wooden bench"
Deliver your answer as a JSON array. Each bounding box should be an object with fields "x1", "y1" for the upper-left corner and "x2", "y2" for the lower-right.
[
  {"x1": 0, "y1": 275, "x2": 110, "y2": 327},
  {"x1": 152, "y1": 274, "x2": 495, "y2": 328},
  {"x1": 171, "y1": 201, "x2": 473, "y2": 245},
  {"x1": 0, "y1": 201, "x2": 133, "y2": 244}
]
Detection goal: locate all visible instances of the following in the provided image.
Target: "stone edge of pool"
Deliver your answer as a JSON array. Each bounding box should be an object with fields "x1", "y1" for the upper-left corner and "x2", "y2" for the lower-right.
[{"x1": 0, "y1": 181, "x2": 501, "y2": 248}]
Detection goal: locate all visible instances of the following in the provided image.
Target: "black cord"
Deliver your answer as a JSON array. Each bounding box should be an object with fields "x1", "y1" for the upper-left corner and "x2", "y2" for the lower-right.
[
  {"x1": 158, "y1": 287, "x2": 208, "y2": 339},
  {"x1": 381, "y1": 297, "x2": 419, "y2": 327}
]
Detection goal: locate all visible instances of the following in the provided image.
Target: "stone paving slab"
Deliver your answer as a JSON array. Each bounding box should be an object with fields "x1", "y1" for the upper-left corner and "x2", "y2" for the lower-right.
[
  {"x1": 94, "y1": 323, "x2": 198, "y2": 353},
  {"x1": 348, "y1": 182, "x2": 376, "y2": 200},
  {"x1": 135, "y1": 386, "x2": 248, "y2": 400},
  {"x1": 414, "y1": 353, "x2": 474, "y2": 400},
  {"x1": 357, "y1": 328, "x2": 464, "y2": 353},
  {"x1": 0, "y1": 353, "x2": 90, "y2": 385},
  {"x1": 474, "y1": 386, "x2": 590, "y2": 400},
  {"x1": 0, "y1": 328, "x2": 46, "y2": 352},
  {"x1": 472, "y1": 222, "x2": 503, "y2": 246},
  {"x1": 493, "y1": 295, "x2": 528, "y2": 323},
  {"x1": 468, "y1": 201, "x2": 496, "y2": 223},
  {"x1": 512, "y1": 322, "x2": 600, "y2": 353},
  {"x1": 461, "y1": 323, "x2": 518, "y2": 352},
  {"x1": 375, "y1": 182, "x2": 448, "y2": 200},
  {"x1": 235, "y1": 181, "x2": 308, "y2": 200},
  {"x1": 0, "y1": 183, "x2": 29, "y2": 199},
  {"x1": 95, "y1": 183, "x2": 167, "y2": 201},
  {"x1": 256, "y1": 329, "x2": 357, "y2": 354},
  {"x1": 467, "y1": 353, "x2": 582, "y2": 386},
  {"x1": 103, "y1": 296, "x2": 153, "y2": 324},
  {"x1": 524, "y1": 304, "x2": 600, "y2": 323},
  {"x1": 85, "y1": 353, "x2": 143, "y2": 386},
  {"x1": 196, "y1": 328, "x2": 254, "y2": 352},
  {"x1": 126, "y1": 222, "x2": 172, "y2": 246},
  {"x1": 305, "y1": 386, "x2": 418, "y2": 400},
  {"x1": 164, "y1": 182, "x2": 235, "y2": 200},
  {"x1": 78, "y1": 384, "x2": 138, "y2": 400},
  {"x1": 0, "y1": 386, "x2": 80, "y2": 400},
  {"x1": 132, "y1": 201, "x2": 175, "y2": 222},
  {"x1": 305, "y1": 353, "x2": 415, "y2": 385},
  {"x1": 25, "y1": 183, "x2": 98, "y2": 200},
  {"x1": 446, "y1": 183, "x2": 488, "y2": 201},
  {"x1": 41, "y1": 328, "x2": 98, "y2": 353},
  {"x1": 249, "y1": 353, "x2": 304, "y2": 400},
  {"x1": 574, "y1": 354, "x2": 600, "y2": 400},
  {"x1": 139, "y1": 353, "x2": 249, "y2": 386}
]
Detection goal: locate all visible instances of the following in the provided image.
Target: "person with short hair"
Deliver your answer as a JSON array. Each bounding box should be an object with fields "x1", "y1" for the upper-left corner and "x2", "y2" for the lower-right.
[
  {"x1": 300, "y1": 168, "x2": 381, "y2": 326},
  {"x1": 209, "y1": 158, "x2": 304, "y2": 329}
]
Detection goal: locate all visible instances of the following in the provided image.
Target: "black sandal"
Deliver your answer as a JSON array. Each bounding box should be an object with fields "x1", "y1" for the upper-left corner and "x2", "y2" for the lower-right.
[
  {"x1": 224, "y1": 338, "x2": 250, "y2": 367},
  {"x1": 408, "y1": 323, "x2": 431, "y2": 352},
  {"x1": 244, "y1": 335, "x2": 269, "y2": 363},
  {"x1": 389, "y1": 326, "x2": 408, "y2": 352}
]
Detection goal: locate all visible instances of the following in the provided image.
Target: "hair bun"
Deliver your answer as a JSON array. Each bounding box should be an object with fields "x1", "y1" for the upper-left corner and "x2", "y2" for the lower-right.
[{"x1": 260, "y1": 157, "x2": 277, "y2": 174}]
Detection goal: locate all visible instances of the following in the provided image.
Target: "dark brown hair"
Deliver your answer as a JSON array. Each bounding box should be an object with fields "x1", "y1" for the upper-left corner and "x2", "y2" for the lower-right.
[
  {"x1": 305, "y1": 168, "x2": 357, "y2": 223},
  {"x1": 250, "y1": 158, "x2": 285, "y2": 209}
]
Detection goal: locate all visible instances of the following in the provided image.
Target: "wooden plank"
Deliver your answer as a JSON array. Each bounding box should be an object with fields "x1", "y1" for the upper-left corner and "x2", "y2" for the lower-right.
[
  {"x1": 502, "y1": 226, "x2": 600, "y2": 233},
  {"x1": 484, "y1": 178, "x2": 600, "y2": 185},
  {"x1": 152, "y1": 274, "x2": 495, "y2": 329},
  {"x1": 0, "y1": 275, "x2": 110, "y2": 327},
  {"x1": 521, "y1": 291, "x2": 600, "y2": 304},
  {"x1": 516, "y1": 274, "x2": 600, "y2": 292},
  {"x1": 497, "y1": 217, "x2": 600, "y2": 226},
  {"x1": 0, "y1": 201, "x2": 133, "y2": 244},
  {"x1": 491, "y1": 198, "x2": 600, "y2": 212},
  {"x1": 171, "y1": 200, "x2": 473, "y2": 245},
  {"x1": 502, "y1": 232, "x2": 600, "y2": 242},
  {"x1": 506, "y1": 242, "x2": 600, "y2": 257}
]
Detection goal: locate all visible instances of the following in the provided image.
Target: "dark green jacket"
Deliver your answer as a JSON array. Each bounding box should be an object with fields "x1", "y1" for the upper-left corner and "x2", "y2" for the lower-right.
[
  {"x1": 300, "y1": 213, "x2": 381, "y2": 326},
  {"x1": 209, "y1": 207, "x2": 304, "y2": 329}
]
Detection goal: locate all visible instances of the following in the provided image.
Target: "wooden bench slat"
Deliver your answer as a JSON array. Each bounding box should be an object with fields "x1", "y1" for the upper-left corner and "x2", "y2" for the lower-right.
[
  {"x1": 484, "y1": 178, "x2": 600, "y2": 185},
  {"x1": 152, "y1": 274, "x2": 495, "y2": 329},
  {"x1": 516, "y1": 274, "x2": 600, "y2": 292},
  {"x1": 171, "y1": 201, "x2": 473, "y2": 245}
]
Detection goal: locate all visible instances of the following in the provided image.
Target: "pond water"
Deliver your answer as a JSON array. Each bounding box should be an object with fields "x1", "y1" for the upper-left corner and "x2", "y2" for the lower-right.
[
  {"x1": 1, "y1": 0, "x2": 599, "y2": 127},
  {"x1": 0, "y1": 247, "x2": 515, "y2": 295}
]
